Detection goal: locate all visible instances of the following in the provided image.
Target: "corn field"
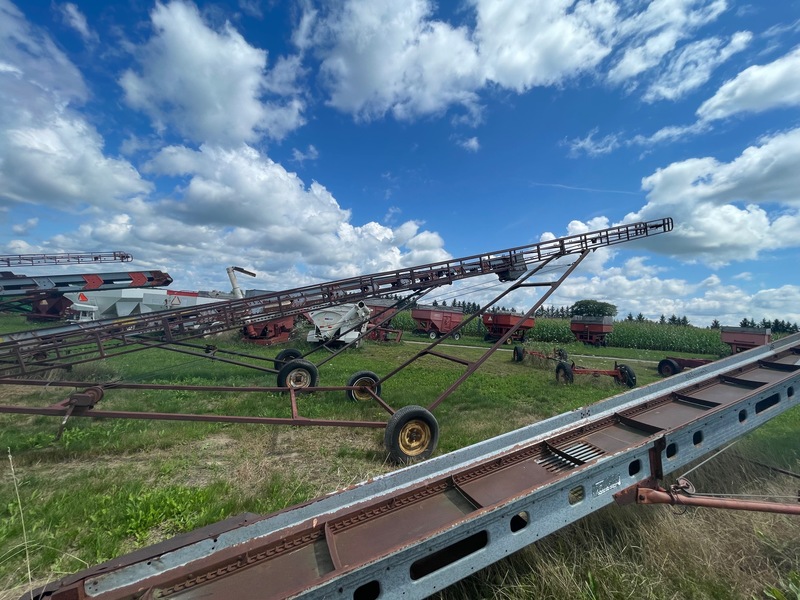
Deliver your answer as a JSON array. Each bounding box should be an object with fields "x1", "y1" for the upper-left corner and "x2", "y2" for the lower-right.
[{"x1": 392, "y1": 312, "x2": 731, "y2": 355}]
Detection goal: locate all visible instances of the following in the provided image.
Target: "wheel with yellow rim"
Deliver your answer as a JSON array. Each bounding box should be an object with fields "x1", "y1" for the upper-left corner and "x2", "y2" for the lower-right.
[
  {"x1": 346, "y1": 370, "x2": 381, "y2": 402},
  {"x1": 384, "y1": 405, "x2": 439, "y2": 464}
]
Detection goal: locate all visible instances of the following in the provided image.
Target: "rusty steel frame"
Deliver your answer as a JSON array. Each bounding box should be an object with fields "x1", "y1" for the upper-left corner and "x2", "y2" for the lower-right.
[
  {"x1": 24, "y1": 332, "x2": 800, "y2": 600},
  {"x1": 0, "y1": 219, "x2": 673, "y2": 443},
  {"x1": 630, "y1": 484, "x2": 800, "y2": 515},
  {"x1": 0, "y1": 378, "x2": 390, "y2": 430},
  {"x1": 0, "y1": 259, "x2": 576, "y2": 435},
  {"x1": 0, "y1": 219, "x2": 672, "y2": 379},
  {"x1": 0, "y1": 251, "x2": 133, "y2": 268}
]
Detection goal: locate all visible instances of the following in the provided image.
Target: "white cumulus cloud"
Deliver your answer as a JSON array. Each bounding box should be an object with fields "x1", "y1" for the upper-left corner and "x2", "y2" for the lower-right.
[
  {"x1": 697, "y1": 45, "x2": 800, "y2": 121},
  {"x1": 120, "y1": 0, "x2": 305, "y2": 144},
  {"x1": 626, "y1": 127, "x2": 800, "y2": 265}
]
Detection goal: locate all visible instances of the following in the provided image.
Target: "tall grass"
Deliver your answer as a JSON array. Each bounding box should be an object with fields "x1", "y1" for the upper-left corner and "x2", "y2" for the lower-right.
[{"x1": 0, "y1": 312, "x2": 796, "y2": 599}]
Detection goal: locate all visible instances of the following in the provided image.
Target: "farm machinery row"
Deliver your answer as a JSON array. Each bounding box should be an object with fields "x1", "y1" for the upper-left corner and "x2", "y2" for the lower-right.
[
  {"x1": 0, "y1": 218, "x2": 673, "y2": 464},
  {"x1": 657, "y1": 326, "x2": 773, "y2": 376}
]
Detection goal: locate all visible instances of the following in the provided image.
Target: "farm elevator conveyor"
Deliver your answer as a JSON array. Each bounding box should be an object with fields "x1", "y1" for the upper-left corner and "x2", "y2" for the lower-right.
[
  {"x1": 0, "y1": 219, "x2": 672, "y2": 382},
  {"x1": 24, "y1": 332, "x2": 800, "y2": 600},
  {"x1": 0, "y1": 251, "x2": 133, "y2": 268},
  {"x1": 0, "y1": 219, "x2": 673, "y2": 462}
]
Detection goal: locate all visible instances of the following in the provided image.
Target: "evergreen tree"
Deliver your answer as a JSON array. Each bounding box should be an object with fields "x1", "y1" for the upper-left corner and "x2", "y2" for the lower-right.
[
  {"x1": 636, "y1": 313, "x2": 646, "y2": 322},
  {"x1": 626, "y1": 312, "x2": 634, "y2": 321},
  {"x1": 710, "y1": 319, "x2": 720, "y2": 329}
]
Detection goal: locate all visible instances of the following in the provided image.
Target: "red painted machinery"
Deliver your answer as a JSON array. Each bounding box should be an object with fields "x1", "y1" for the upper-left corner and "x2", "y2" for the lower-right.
[
  {"x1": 512, "y1": 345, "x2": 567, "y2": 364},
  {"x1": 242, "y1": 315, "x2": 295, "y2": 346},
  {"x1": 658, "y1": 327, "x2": 773, "y2": 377},
  {"x1": 555, "y1": 360, "x2": 636, "y2": 387},
  {"x1": 482, "y1": 312, "x2": 535, "y2": 343},
  {"x1": 411, "y1": 305, "x2": 465, "y2": 340},
  {"x1": 721, "y1": 326, "x2": 772, "y2": 353},
  {"x1": 570, "y1": 315, "x2": 613, "y2": 346},
  {"x1": 365, "y1": 298, "x2": 404, "y2": 342}
]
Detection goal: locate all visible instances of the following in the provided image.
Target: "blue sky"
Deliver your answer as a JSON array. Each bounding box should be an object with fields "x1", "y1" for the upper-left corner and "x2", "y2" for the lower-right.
[{"x1": 1, "y1": 0, "x2": 799, "y2": 326}]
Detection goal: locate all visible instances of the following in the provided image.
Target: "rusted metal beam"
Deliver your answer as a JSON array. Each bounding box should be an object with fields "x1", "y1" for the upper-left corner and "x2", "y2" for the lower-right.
[
  {"x1": 634, "y1": 486, "x2": 800, "y2": 514},
  {"x1": 0, "y1": 251, "x2": 133, "y2": 268},
  {"x1": 0, "y1": 219, "x2": 672, "y2": 378}
]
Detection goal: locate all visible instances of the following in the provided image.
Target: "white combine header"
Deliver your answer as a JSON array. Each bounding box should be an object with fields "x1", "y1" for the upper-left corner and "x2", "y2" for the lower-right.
[{"x1": 306, "y1": 301, "x2": 371, "y2": 346}]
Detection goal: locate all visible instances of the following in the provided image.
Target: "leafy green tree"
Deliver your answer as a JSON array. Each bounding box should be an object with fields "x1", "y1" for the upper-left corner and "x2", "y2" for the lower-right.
[{"x1": 572, "y1": 299, "x2": 617, "y2": 317}]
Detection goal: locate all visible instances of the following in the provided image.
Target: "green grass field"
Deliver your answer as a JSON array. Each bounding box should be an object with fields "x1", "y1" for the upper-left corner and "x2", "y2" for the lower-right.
[{"x1": 0, "y1": 313, "x2": 797, "y2": 599}]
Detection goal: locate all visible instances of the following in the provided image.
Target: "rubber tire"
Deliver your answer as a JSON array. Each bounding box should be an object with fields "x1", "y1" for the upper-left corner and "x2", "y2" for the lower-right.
[
  {"x1": 658, "y1": 358, "x2": 682, "y2": 377},
  {"x1": 452, "y1": 332, "x2": 461, "y2": 341},
  {"x1": 428, "y1": 330, "x2": 438, "y2": 340},
  {"x1": 617, "y1": 364, "x2": 637, "y2": 388},
  {"x1": 384, "y1": 405, "x2": 439, "y2": 464},
  {"x1": 276, "y1": 359, "x2": 319, "y2": 389},
  {"x1": 346, "y1": 370, "x2": 381, "y2": 402},
  {"x1": 513, "y1": 345, "x2": 525, "y2": 362},
  {"x1": 273, "y1": 348, "x2": 302, "y2": 370},
  {"x1": 555, "y1": 361, "x2": 574, "y2": 384}
]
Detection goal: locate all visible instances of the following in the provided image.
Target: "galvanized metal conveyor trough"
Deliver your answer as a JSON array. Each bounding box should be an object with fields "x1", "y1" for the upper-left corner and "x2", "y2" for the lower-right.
[{"x1": 27, "y1": 332, "x2": 800, "y2": 600}]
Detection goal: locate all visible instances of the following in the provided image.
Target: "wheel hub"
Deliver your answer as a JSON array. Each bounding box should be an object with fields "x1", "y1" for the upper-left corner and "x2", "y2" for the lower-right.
[
  {"x1": 287, "y1": 368, "x2": 312, "y2": 388},
  {"x1": 352, "y1": 377, "x2": 374, "y2": 401},
  {"x1": 399, "y1": 419, "x2": 431, "y2": 456}
]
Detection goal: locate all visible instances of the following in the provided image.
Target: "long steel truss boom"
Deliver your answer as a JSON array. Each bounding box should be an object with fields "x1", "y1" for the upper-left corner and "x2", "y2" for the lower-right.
[
  {"x1": 0, "y1": 218, "x2": 672, "y2": 378},
  {"x1": 0, "y1": 269, "x2": 172, "y2": 297},
  {"x1": 0, "y1": 251, "x2": 133, "y2": 268},
  {"x1": 26, "y1": 332, "x2": 800, "y2": 600}
]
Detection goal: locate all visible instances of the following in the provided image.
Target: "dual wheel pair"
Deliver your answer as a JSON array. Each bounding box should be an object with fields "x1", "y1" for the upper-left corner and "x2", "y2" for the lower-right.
[{"x1": 272, "y1": 349, "x2": 439, "y2": 464}]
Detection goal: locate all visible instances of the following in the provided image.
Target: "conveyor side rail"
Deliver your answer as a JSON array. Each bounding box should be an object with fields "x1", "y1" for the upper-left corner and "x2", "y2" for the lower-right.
[{"x1": 28, "y1": 331, "x2": 800, "y2": 600}]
